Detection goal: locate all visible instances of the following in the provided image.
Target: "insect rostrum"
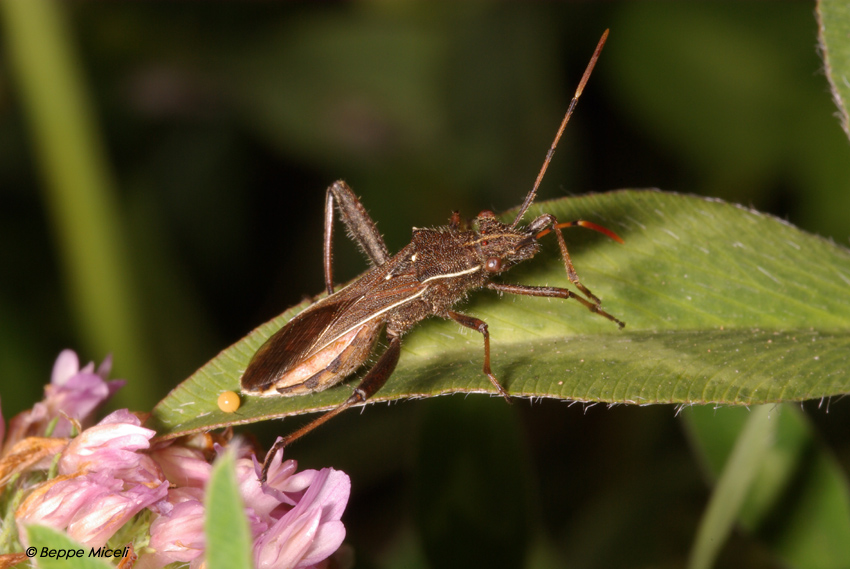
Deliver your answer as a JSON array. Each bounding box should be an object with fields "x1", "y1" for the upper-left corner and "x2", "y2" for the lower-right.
[{"x1": 242, "y1": 30, "x2": 622, "y2": 483}]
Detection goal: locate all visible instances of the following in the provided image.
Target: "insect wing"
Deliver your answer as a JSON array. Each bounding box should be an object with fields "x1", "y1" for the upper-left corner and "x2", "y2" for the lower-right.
[
  {"x1": 241, "y1": 298, "x2": 354, "y2": 394},
  {"x1": 241, "y1": 271, "x2": 427, "y2": 396}
]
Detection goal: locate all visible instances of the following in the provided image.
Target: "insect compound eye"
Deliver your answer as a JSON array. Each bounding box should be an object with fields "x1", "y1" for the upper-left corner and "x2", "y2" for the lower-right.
[
  {"x1": 485, "y1": 257, "x2": 502, "y2": 272},
  {"x1": 217, "y1": 390, "x2": 241, "y2": 413},
  {"x1": 477, "y1": 210, "x2": 496, "y2": 219}
]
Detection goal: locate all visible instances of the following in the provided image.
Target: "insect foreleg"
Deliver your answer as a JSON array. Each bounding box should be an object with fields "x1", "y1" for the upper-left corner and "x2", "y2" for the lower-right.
[
  {"x1": 529, "y1": 213, "x2": 608, "y2": 305},
  {"x1": 487, "y1": 282, "x2": 625, "y2": 329},
  {"x1": 324, "y1": 181, "x2": 390, "y2": 294},
  {"x1": 448, "y1": 311, "x2": 511, "y2": 403},
  {"x1": 260, "y1": 331, "x2": 403, "y2": 483}
]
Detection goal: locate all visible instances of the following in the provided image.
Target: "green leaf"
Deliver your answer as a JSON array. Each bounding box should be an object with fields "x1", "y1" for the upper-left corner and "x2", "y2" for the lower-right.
[
  {"x1": 818, "y1": 0, "x2": 850, "y2": 139},
  {"x1": 686, "y1": 405, "x2": 777, "y2": 569},
  {"x1": 150, "y1": 190, "x2": 850, "y2": 438},
  {"x1": 206, "y1": 449, "x2": 254, "y2": 569},
  {"x1": 24, "y1": 525, "x2": 114, "y2": 569},
  {"x1": 684, "y1": 405, "x2": 850, "y2": 569}
]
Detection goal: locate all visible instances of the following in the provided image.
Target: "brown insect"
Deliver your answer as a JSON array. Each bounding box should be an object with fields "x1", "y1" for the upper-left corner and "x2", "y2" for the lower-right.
[{"x1": 242, "y1": 30, "x2": 623, "y2": 482}]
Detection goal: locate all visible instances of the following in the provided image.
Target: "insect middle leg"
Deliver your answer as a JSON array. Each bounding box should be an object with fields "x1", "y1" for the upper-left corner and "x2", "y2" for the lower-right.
[
  {"x1": 324, "y1": 181, "x2": 390, "y2": 294},
  {"x1": 260, "y1": 330, "x2": 403, "y2": 482},
  {"x1": 447, "y1": 310, "x2": 512, "y2": 403},
  {"x1": 487, "y1": 282, "x2": 625, "y2": 328}
]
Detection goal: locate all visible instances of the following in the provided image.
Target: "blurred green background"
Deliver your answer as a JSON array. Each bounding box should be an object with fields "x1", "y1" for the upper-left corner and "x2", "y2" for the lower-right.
[{"x1": 2, "y1": 2, "x2": 849, "y2": 568}]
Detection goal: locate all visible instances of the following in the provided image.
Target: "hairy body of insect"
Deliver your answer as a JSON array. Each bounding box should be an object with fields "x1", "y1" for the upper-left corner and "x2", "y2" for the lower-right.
[{"x1": 242, "y1": 30, "x2": 622, "y2": 482}]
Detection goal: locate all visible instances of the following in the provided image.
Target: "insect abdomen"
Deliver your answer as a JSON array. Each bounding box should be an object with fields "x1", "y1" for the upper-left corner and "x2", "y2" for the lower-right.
[
  {"x1": 273, "y1": 320, "x2": 383, "y2": 396},
  {"x1": 244, "y1": 319, "x2": 382, "y2": 397}
]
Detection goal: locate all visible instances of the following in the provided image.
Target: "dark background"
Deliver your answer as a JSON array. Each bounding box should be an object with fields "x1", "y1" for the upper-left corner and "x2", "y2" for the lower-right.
[{"x1": 1, "y1": 3, "x2": 848, "y2": 568}]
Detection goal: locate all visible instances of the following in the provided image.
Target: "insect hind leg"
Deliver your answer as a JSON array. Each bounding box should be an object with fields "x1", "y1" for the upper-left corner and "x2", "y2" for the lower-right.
[
  {"x1": 259, "y1": 331, "x2": 402, "y2": 483},
  {"x1": 324, "y1": 181, "x2": 390, "y2": 294}
]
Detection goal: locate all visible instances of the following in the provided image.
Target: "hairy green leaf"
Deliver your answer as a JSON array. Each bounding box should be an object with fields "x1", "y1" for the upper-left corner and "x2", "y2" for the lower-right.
[
  {"x1": 150, "y1": 190, "x2": 850, "y2": 438},
  {"x1": 818, "y1": 0, "x2": 850, "y2": 139}
]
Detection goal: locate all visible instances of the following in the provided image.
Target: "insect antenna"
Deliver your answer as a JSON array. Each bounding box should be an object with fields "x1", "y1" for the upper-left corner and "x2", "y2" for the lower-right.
[{"x1": 511, "y1": 29, "x2": 609, "y2": 229}]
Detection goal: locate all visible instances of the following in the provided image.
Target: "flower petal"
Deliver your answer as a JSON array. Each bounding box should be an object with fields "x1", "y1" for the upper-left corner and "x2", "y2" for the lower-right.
[
  {"x1": 59, "y1": 412, "x2": 155, "y2": 476},
  {"x1": 148, "y1": 500, "x2": 206, "y2": 563},
  {"x1": 51, "y1": 350, "x2": 80, "y2": 387},
  {"x1": 255, "y1": 506, "x2": 321, "y2": 569},
  {"x1": 151, "y1": 444, "x2": 211, "y2": 488},
  {"x1": 252, "y1": 467, "x2": 350, "y2": 569},
  {"x1": 67, "y1": 481, "x2": 167, "y2": 548}
]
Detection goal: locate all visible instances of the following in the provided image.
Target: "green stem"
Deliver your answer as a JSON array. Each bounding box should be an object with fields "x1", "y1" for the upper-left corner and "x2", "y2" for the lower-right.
[{"x1": 0, "y1": 0, "x2": 151, "y2": 406}]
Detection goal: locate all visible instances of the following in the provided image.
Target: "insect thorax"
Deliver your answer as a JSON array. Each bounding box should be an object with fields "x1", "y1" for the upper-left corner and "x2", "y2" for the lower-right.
[{"x1": 411, "y1": 228, "x2": 483, "y2": 283}]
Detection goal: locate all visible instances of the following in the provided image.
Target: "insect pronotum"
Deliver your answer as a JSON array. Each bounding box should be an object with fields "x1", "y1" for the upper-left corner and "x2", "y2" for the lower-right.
[{"x1": 242, "y1": 30, "x2": 623, "y2": 482}]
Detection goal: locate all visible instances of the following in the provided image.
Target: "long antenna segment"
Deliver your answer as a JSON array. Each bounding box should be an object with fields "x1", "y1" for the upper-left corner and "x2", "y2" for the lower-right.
[{"x1": 511, "y1": 29, "x2": 609, "y2": 228}]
